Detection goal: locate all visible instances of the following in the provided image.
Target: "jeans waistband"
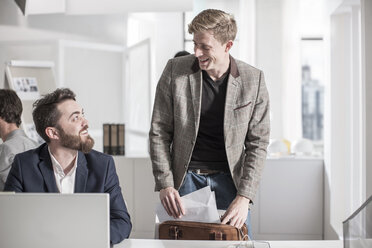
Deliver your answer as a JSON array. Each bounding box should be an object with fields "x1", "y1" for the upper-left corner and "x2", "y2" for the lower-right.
[{"x1": 188, "y1": 168, "x2": 230, "y2": 175}]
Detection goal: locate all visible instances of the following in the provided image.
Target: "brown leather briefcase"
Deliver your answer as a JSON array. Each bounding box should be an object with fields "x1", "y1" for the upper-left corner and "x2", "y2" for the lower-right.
[{"x1": 158, "y1": 221, "x2": 248, "y2": 240}]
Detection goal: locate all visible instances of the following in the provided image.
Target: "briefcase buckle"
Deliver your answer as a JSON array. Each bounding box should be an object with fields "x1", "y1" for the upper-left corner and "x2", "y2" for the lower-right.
[{"x1": 169, "y1": 226, "x2": 182, "y2": 239}]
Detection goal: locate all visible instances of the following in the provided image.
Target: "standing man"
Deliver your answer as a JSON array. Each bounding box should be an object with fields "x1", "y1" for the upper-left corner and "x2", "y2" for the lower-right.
[
  {"x1": 5, "y1": 88, "x2": 132, "y2": 244},
  {"x1": 149, "y1": 9, "x2": 270, "y2": 237},
  {"x1": 0, "y1": 89, "x2": 37, "y2": 191}
]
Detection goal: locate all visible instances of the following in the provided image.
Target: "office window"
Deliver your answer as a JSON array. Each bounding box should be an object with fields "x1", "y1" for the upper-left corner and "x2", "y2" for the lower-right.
[{"x1": 301, "y1": 39, "x2": 324, "y2": 142}]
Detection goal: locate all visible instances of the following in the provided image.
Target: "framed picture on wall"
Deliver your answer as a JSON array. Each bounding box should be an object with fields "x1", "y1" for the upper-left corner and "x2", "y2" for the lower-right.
[
  {"x1": 12, "y1": 77, "x2": 40, "y2": 100},
  {"x1": 4, "y1": 60, "x2": 57, "y2": 143}
]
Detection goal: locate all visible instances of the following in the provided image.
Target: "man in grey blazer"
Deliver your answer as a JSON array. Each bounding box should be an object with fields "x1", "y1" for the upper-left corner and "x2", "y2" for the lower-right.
[
  {"x1": 150, "y1": 9, "x2": 270, "y2": 237},
  {"x1": 0, "y1": 89, "x2": 38, "y2": 190}
]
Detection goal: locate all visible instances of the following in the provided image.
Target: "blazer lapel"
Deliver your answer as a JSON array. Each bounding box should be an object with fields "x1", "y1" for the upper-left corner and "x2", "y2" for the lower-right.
[
  {"x1": 74, "y1": 151, "x2": 88, "y2": 193},
  {"x1": 189, "y1": 59, "x2": 203, "y2": 131},
  {"x1": 39, "y1": 145, "x2": 59, "y2": 193},
  {"x1": 224, "y1": 76, "x2": 240, "y2": 132},
  {"x1": 224, "y1": 56, "x2": 241, "y2": 138}
]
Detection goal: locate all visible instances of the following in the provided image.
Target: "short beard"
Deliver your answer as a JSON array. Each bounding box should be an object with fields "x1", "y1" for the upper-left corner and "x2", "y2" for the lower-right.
[{"x1": 57, "y1": 125, "x2": 95, "y2": 153}]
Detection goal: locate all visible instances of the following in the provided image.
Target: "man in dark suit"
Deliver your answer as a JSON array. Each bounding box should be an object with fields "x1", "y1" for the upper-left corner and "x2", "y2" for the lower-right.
[{"x1": 4, "y1": 88, "x2": 131, "y2": 244}]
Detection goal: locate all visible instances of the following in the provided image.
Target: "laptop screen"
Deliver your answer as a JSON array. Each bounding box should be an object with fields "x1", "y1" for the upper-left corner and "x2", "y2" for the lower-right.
[{"x1": 0, "y1": 193, "x2": 109, "y2": 248}]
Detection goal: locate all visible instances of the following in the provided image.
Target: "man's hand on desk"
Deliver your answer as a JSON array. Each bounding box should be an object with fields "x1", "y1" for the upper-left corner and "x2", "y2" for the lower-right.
[
  {"x1": 221, "y1": 195, "x2": 250, "y2": 229},
  {"x1": 159, "y1": 187, "x2": 186, "y2": 219}
]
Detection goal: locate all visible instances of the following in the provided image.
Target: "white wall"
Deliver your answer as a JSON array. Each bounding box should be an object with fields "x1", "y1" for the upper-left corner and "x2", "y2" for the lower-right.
[
  {"x1": 0, "y1": 1, "x2": 129, "y2": 153},
  {"x1": 323, "y1": 0, "x2": 370, "y2": 239},
  {"x1": 152, "y1": 13, "x2": 184, "y2": 84},
  {"x1": 126, "y1": 12, "x2": 184, "y2": 82},
  {"x1": 125, "y1": 12, "x2": 184, "y2": 123},
  {"x1": 362, "y1": 0, "x2": 372, "y2": 201},
  {"x1": 0, "y1": 0, "x2": 128, "y2": 91},
  {"x1": 329, "y1": 12, "x2": 353, "y2": 238},
  {"x1": 281, "y1": 0, "x2": 302, "y2": 141},
  {"x1": 323, "y1": 0, "x2": 343, "y2": 240},
  {"x1": 0, "y1": 0, "x2": 127, "y2": 45},
  {"x1": 255, "y1": 0, "x2": 283, "y2": 140}
]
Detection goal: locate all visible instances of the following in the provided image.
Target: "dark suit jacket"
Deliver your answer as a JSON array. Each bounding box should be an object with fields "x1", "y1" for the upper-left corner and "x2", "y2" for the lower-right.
[{"x1": 4, "y1": 143, "x2": 132, "y2": 244}]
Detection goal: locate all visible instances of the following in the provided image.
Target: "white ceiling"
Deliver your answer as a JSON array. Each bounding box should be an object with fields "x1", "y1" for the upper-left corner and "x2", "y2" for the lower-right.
[{"x1": 20, "y1": 0, "x2": 193, "y2": 15}]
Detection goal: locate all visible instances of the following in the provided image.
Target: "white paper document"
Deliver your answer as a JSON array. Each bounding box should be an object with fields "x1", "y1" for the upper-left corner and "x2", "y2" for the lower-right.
[{"x1": 155, "y1": 186, "x2": 221, "y2": 223}]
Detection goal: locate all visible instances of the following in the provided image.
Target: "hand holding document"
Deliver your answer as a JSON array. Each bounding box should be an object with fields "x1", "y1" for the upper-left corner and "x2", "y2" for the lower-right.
[{"x1": 156, "y1": 186, "x2": 221, "y2": 223}]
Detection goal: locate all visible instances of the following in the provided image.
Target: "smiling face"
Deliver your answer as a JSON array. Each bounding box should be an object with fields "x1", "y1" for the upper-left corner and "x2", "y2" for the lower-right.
[
  {"x1": 193, "y1": 30, "x2": 232, "y2": 79},
  {"x1": 55, "y1": 99, "x2": 94, "y2": 153}
]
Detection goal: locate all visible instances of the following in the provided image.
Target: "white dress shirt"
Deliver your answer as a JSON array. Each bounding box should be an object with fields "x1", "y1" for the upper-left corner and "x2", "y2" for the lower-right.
[{"x1": 48, "y1": 147, "x2": 77, "y2": 194}]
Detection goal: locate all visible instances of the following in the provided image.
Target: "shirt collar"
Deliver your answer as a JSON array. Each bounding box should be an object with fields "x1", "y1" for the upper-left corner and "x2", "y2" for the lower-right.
[
  {"x1": 48, "y1": 146, "x2": 78, "y2": 177},
  {"x1": 5, "y1": 129, "x2": 25, "y2": 141},
  {"x1": 191, "y1": 54, "x2": 240, "y2": 78}
]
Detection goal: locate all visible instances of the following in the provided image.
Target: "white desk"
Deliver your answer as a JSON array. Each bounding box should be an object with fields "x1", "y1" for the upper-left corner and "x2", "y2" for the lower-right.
[
  {"x1": 114, "y1": 239, "x2": 342, "y2": 248},
  {"x1": 251, "y1": 158, "x2": 324, "y2": 240}
]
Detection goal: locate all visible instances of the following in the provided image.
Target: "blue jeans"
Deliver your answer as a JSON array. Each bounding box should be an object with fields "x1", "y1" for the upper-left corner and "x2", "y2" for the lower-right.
[{"x1": 178, "y1": 171, "x2": 252, "y2": 239}]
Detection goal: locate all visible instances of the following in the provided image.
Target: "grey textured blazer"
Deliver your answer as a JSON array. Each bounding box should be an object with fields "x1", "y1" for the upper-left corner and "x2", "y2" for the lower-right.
[{"x1": 149, "y1": 54, "x2": 270, "y2": 201}]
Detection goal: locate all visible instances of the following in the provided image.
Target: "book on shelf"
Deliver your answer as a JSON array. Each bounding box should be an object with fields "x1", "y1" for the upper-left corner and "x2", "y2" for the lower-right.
[
  {"x1": 103, "y1": 123, "x2": 125, "y2": 156},
  {"x1": 103, "y1": 124, "x2": 111, "y2": 154},
  {"x1": 118, "y1": 124, "x2": 125, "y2": 156},
  {"x1": 111, "y1": 124, "x2": 118, "y2": 155}
]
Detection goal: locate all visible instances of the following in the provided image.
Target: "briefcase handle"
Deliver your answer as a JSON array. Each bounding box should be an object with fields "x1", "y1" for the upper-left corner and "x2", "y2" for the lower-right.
[{"x1": 239, "y1": 228, "x2": 250, "y2": 241}]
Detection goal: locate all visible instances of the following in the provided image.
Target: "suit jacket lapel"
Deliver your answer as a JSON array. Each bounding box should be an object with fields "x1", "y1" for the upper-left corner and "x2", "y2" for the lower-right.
[
  {"x1": 224, "y1": 76, "x2": 240, "y2": 133},
  {"x1": 74, "y1": 151, "x2": 88, "y2": 193},
  {"x1": 224, "y1": 56, "x2": 241, "y2": 138},
  {"x1": 189, "y1": 58, "x2": 203, "y2": 131},
  {"x1": 39, "y1": 145, "x2": 59, "y2": 193}
]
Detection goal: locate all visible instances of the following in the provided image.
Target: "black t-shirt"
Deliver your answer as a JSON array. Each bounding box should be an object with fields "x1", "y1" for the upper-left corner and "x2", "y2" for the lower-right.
[{"x1": 189, "y1": 69, "x2": 230, "y2": 171}]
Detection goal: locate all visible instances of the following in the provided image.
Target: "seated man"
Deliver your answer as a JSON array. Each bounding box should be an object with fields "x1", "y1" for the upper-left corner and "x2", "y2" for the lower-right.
[
  {"x1": 0, "y1": 89, "x2": 37, "y2": 190},
  {"x1": 4, "y1": 88, "x2": 131, "y2": 244}
]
